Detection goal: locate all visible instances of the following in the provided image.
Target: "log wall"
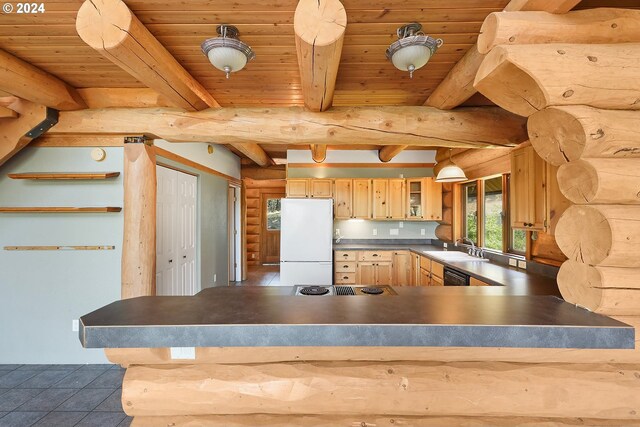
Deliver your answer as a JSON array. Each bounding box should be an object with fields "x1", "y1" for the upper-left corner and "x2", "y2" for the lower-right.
[{"x1": 244, "y1": 179, "x2": 285, "y2": 266}]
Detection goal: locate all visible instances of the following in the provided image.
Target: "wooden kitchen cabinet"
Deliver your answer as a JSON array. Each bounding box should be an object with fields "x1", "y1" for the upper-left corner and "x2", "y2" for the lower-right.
[
  {"x1": 420, "y1": 268, "x2": 431, "y2": 286},
  {"x1": 352, "y1": 179, "x2": 372, "y2": 219},
  {"x1": 310, "y1": 179, "x2": 333, "y2": 198},
  {"x1": 392, "y1": 251, "x2": 411, "y2": 286},
  {"x1": 470, "y1": 277, "x2": 491, "y2": 286},
  {"x1": 410, "y1": 252, "x2": 420, "y2": 286},
  {"x1": 373, "y1": 179, "x2": 405, "y2": 220},
  {"x1": 510, "y1": 145, "x2": 570, "y2": 233},
  {"x1": 406, "y1": 178, "x2": 425, "y2": 219},
  {"x1": 375, "y1": 262, "x2": 394, "y2": 286},
  {"x1": 423, "y1": 177, "x2": 443, "y2": 220},
  {"x1": 334, "y1": 250, "x2": 356, "y2": 285},
  {"x1": 356, "y1": 261, "x2": 377, "y2": 285},
  {"x1": 388, "y1": 179, "x2": 406, "y2": 219},
  {"x1": 286, "y1": 179, "x2": 308, "y2": 198},
  {"x1": 333, "y1": 179, "x2": 352, "y2": 219}
]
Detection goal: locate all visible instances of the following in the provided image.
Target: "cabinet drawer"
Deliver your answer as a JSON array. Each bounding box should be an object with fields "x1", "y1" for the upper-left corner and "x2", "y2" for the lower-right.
[
  {"x1": 431, "y1": 275, "x2": 444, "y2": 286},
  {"x1": 431, "y1": 261, "x2": 444, "y2": 279},
  {"x1": 420, "y1": 255, "x2": 431, "y2": 271},
  {"x1": 470, "y1": 277, "x2": 491, "y2": 286},
  {"x1": 335, "y1": 251, "x2": 356, "y2": 261},
  {"x1": 358, "y1": 251, "x2": 393, "y2": 262},
  {"x1": 335, "y1": 262, "x2": 356, "y2": 273},
  {"x1": 335, "y1": 273, "x2": 356, "y2": 284}
]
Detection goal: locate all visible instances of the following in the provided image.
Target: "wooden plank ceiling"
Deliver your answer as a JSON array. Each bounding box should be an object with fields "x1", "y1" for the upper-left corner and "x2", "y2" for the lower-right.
[{"x1": 0, "y1": 0, "x2": 510, "y2": 107}]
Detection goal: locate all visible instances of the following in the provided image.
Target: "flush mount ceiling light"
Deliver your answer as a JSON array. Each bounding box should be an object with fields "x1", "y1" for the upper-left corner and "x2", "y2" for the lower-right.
[
  {"x1": 385, "y1": 23, "x2": 443, "y2": 78},
  {"x1": 201, "y1": 24, "x2": 255, "y2": 79},
  {"x1": 435, "y1": 149, "x2": 468, "y2": 183}
]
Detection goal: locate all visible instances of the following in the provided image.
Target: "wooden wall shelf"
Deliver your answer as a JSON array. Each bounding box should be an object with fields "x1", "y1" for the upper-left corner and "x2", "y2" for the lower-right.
[
  {"x1": 4, "y1": 245, "x2": 115, "y2": 251},
  {"x1": 8, "y1": 172, "x2": 120, "y2": 180},
  {"x1": 0, "y1": 207, "x2": 122, "y2": 213}
]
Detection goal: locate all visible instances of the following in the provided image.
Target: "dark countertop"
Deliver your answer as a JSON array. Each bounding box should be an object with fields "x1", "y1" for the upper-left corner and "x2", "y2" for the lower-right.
[
  {"x1": 334, "y1": 243, "x2": 560, "y2": 297},
  {"x1": 79, "y1": 286, "x2": 634, "y2": 350}
]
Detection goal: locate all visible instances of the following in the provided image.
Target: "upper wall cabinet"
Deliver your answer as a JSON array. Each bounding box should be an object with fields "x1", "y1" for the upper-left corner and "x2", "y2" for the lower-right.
[
  {"x1": 352, "y1": 179, "x2": 372, "y2": 219},
  {"x1": 406, "y1": 178, "x2": 442, "y2": 220},
  {"x1": 334, "y1": 179, "x2": 353, "y2": 219},
  {"x1": 510, "y1": 145, "x2": 570, "y2": 234},
  {"x1": 372, "y1": 179, "x2": 405, "y2": 220},
  {"x1": 286, "y1": 179, "x2": 333, "y2": 198}
]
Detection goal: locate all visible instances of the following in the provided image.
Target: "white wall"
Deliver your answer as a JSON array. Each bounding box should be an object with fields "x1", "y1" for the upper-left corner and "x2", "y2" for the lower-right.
[
  {"x1": 155, "y1": 140, "x2": 241, "y2": 179},
  {"x1": 287, "y1": 149, "x2": 436, "y2": 164}
]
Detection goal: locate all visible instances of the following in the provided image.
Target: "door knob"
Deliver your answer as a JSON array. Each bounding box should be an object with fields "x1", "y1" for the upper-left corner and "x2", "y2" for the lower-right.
[{"x1": 169, "y1": 259, "x2": 173, "y2": 263}]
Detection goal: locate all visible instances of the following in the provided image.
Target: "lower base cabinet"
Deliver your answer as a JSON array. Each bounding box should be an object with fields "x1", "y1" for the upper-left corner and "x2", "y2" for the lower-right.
[
  {"x1": 470, "y1": 277, "x2": 491, "y2": 286},
  {"x1": 393, "y1": 251, "x2": 411, "y2": 286},
  {"x1": 356, "y1": 261, "x2": 393, "y2": 286},
  {"x1": 420, "y1": 268, "x2": 431, "y2": 286}
]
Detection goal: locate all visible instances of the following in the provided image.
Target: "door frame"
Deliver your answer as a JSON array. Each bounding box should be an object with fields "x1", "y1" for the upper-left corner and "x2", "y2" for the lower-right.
[{"x1": 228, "y1": 183, "x2": 242, "y2": 283}]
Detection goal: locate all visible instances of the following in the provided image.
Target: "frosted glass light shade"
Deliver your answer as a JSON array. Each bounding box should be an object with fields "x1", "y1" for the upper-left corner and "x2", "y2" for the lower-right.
[
  {"x1": 391, "y1": 45, "x2": 432, "y2": 72},
  {"x1": 207, "y1": 46, "x2": 248, "y2": 73},
  {"x1": 435, "y1": 164, "x2": 467, "y2": 183}
]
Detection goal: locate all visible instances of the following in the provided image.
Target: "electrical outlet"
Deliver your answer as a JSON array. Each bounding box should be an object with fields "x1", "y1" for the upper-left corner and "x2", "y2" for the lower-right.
[
  {"x1": 509, "y1": 258, "x2": 518, "y2": 267},
  {"x1": 71, "y1": 319, "x2": 79, "y2": 332},
  {"x1": 389, "y1": 228, "x2": 399, "y2": 236},
  {"x1": 443, "y1": 243, "x2": 448, "y2": 249},
  {"x1": 420, "y1": 229, "x2": 426, "y2": 236},
  {"x1": 213, "y1": 274, "x2": 217, "y2": 283},
  {"x1": 372, "y1": 229, "x2": 377, "y2": 236},
  {"x1": 170, "y1": 347, "x2": 196, "y2": 360},
  {"x1": 336, "y1": 228, "x2": 340, "y2": 235},
  {"x1": 518, "y1": 260, "x2": 527, "y2": 269},
  {"x1": 398, "y1": 222, "x2": 403, "y2": 228},
  {"x1": 251, "y1": 253, "x2": 255, "y2": 259}
]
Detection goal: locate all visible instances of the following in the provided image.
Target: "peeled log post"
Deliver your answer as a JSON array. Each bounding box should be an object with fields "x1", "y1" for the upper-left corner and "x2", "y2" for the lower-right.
[
  {"x1": 122, "y1": 138, "x2": 156, "y2": 299},
  {"x1": 557, "y1": 158, "x2": 640, "y2": 204},
  {"x1": 557, "y1": 260, "x2": 640, "y2": 315},
  {"x1": 294, "y1": 0, "x2": 346, "y2": 111},
  {"x1": 435, "y1": 224, "x2": 452, "y2": 241},
  {"x1": 121, "y1": 362, "x2": 640, "y2": 419},
  {"x1": 378, "y1": 145, "x2": 408, "y2": 162},
  {"x1": 310, "y1": 144, "x2": 327, "y2": 163},
  {"x1": 555, "y1": 205, "x2": 640, "y2": 267},
  {"x1": 528, "y1": 106, "x2": 640, "y2": 166},
  {"x1": 474, "y1": 44, "x2": 640, "y2": 117},
  {"x1": 478, "y1": 9, "x2": 640, "y2": 54}
]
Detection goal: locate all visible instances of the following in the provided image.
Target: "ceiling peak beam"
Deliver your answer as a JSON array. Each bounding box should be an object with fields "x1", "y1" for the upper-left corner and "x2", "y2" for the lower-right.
[
  {"x1": 378, "y1": 145, "x2": 408, "y2": 163},
  {"x1": 0, "y1": 50, "x2": 86, "y2": 111},
  {"x1": 76, "y1": 0, "x2": 219, "y2": 111},
  {"x1": 294, "y1": 0, "x2": 346, "y2": 112},
  {"x1": 310, "y1": 144, "x2": 327, "y2": 163},
  {"x1": 425, "y1": 0, "x2": 583, "y2": 110},
  {"x1": 49, "y1": 106, "x2": 528, "y2": 148}
]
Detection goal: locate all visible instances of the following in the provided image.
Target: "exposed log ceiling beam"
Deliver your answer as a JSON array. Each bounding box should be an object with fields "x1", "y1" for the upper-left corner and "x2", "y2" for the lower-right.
[
  {"x1": 0, "y1": 100, "x2": 53, "y2": 167},
  {"x1": 230, "y1": 143, "x2": 275, "y2": 167},
  {"x1": 48, "y1": 106, "x2": 528, "y2": 148},
  {"x1": 310, "y1": 144, "x2": 327, "y2": 163},
  {"x1": 0, "y1": 49, "x2": 86, "y2": 111},
  {"x1": 75, "y1": 0, "x2": 219, "y2": 111},
  {"x1": 0, "y1": 106, "x2": 18, "y2": 119},
  {"x1": 424, "y1": 0, "x2": 583, "y2": 110},
  {"x1": 294, "y1": 0, "x2": 346, "y2": 111},
  {"x1": 477, "y1": 8, "x2": 640, "y2": 54},
  {"x1": 378, "y1": 145, "x2": 408, "y2": 163}
]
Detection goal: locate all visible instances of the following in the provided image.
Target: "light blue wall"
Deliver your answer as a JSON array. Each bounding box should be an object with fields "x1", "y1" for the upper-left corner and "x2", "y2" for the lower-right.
[
  {"x1": 335, "y1": 219, "x2": 437, "y2": 240},
  {"x1": 0, "y1": 147, "x2": 124, "y2": 363}
]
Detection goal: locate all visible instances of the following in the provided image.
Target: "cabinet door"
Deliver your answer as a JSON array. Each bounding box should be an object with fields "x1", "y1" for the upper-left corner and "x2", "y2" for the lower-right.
[
  {"x1": 333, "y1": 179, "x2": 352, "y2": 219},
  {"x1": 424, "y1": 178, "x2": 443, "y2": 220},
  {"x1": 431, "y1": 261, "x2": 444, "y2": 281},
  {"x1": 392, "y1": 251, "x2": 411, "y2": 286},
  {"x1": 409, "y1": 253, "x2": 419, "y2": 286},
  {"x1": 388, "y1": 179, "x2": 406, "y2": 219},
  {"x1": 356, "y1": 262, "x2": 376, "y2": 285},
  {"x1": 352, "y1": 179, "x2": 372, "y2": 219},
  {"x1": 376, "y1": 262, "x2": 394, "y2": 286},
  {"x1": 372, "y1": 179, "x2": 389, "y2": 219},
  {"x1": 419, "y1": 268, "x2": 431, "y2": 286},
  {"x1": 510, "y1": 147, "x2": 531, "y2": 228},
  {"x1": 431, "y1": 275, "x2": 444, "y2": 286},
  {"x1": 530, "y1": 149, "x2": 546, "y2": 230},
  {"x1": 470, "y1": 277, "x2": 490, "y2": 286},
  {"x1": 310, "y1": 179, "x2": 333, "y2": 198},
  {"x1": 286, "y1": 179, "x2": 308, "y2": 198},
  {"x1": 545, "y1": 163, "x2": 571, "y2": 235},
  {"x1": 406, "y1": 179, "x2": 424, "y2": 219}
]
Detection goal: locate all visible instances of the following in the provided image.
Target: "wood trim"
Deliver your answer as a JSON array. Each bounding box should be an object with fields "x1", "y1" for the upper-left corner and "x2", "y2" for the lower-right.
[
  {"x1": 4, "y1": 245, "x2": 115, "y2": 251},
  {"x1": 31, "y1": 135, "x2": 126, "y2": 147},
  {"x1": 8, "y1": 172, "x2": 120, "y2": 180},
  {"x1": 287, "y1": 163, "x2": 436, "y2": 169},
  {"x1": 0, "y1": 207, "x2": 121, "y2": 213},
  {"x1": 154, "y1": 146, "x2": 241, "y2": 186},
  {"x1": 156, "y1": 162, "x2": 198, "y2": 178},
  {"x1": 477, "y1": 179, "x2": 485, "y2": 248}
]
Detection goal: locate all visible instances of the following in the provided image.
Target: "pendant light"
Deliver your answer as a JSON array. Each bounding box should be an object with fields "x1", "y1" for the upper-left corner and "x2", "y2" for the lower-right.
[
  {"x1": 385, "y1": 23, "x2": 443, "y2": 78},
  {"x1": 201, "y1": 24, "x2": 256, "y2": 79},
  {"x1": 435, "y1": 149, "x2": 468, "y2": 183}
]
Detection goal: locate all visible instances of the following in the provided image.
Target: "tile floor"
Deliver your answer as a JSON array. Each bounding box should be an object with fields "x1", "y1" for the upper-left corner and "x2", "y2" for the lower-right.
[
  {"x1": 232, "y1": 264, "x2": 280, "y2": 286},
  {"x1": 0, "y1": 364, "x2": 129, "y2": 427}
]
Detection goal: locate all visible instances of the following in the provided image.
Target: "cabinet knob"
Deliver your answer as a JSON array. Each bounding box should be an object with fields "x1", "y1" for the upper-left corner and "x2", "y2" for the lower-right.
[
  {"x1": 169, "y1": 259, "x2": 173, "y2": 263},
  {"x1": 343, "y1": 276, "x2": 348, "y2": 279},
  {"x1": 343, "y1": 254, "x2": 349, "y2": 257},
  {"x1": 372, "y1": 254, "x2": 379, "y2": 257},
  {"x1": 343, "y1": 265, "x2": 348, "y2": 268}
]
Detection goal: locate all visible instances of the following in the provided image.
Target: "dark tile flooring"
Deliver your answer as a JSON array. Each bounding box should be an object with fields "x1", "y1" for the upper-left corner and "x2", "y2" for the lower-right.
[{"x1": 0, "y1": 364, "x2": 129, "y2": 427}]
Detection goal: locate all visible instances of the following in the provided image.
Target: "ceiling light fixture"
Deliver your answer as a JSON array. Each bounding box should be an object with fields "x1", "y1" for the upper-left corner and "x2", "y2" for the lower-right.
[
  {"x1": 201, "y1": 24, "x2": 255, "y2": 79},
  {"x1": 435, "y1": 149, "x2": 468, "y2": 183},
  {"x1": 385, "y1": 23, "x2": 443, "y2": 78}
]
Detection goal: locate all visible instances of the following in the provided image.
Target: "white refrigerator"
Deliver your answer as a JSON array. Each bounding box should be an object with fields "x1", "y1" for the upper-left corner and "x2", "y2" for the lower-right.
[{"x1": 279, "y1": 198, "x2": 333, "y2": 286}]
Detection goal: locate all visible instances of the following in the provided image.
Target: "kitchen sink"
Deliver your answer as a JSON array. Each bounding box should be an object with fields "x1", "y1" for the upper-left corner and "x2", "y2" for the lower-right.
[{"x1": 423, "y1": 250, "x2": 490, "y2": 262}]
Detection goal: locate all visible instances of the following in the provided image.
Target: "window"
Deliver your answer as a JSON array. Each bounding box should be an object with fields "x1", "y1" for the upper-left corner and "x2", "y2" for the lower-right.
[
  {"x1": 462, "y1": 182, "x2": 478, "y2": 244},
  {"x1": 459, "y1": 174, "x2": 523, "y2": 255},
  {"x1": 266, "y1": 198, "x2": 281, "y2": 230}
]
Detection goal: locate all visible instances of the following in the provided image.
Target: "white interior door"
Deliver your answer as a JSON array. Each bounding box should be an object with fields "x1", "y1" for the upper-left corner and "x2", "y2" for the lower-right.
[
  {"x1": 156, "y1": 165, "x2": 198, "y2": 296},
  {"x1": 156, "y1": 166, "x2": 178, "y2": 296},
  {"x1": 228, "y1": 187, "x2": 236, "y2": 282}
]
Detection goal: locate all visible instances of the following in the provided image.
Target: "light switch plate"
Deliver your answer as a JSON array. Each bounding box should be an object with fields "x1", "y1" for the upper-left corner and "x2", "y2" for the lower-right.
[
  {"x1": 517, "y1": 260, "x2": 527, "y2": 269},
  {"x1": 372, "y1": 229, "x2": 377, "y2": 236},
  {"x1": 389, "y1": 228, "x2": 399, "y2": 236},
  {"x1": 399, "y1": 221, "x2": 403, "y2": 228},
  {"x1": 171, "y1": 347, "x2": 196, "y2": 360},
  {"x1": 508, "y1": 258, "x2": 518, "y2": 267},
  {"x1": 213, "y1": 274, "x2": 217, "y2": 283},
  {"x1": 72, "y1": 319, "x2": 79, "y2": 332},
  {"x1": 443, "y1": 243, "x2": 448, "y2": 249},
  {"x1": 420, "y1": 229, "x2": 426, "y2": 236}
]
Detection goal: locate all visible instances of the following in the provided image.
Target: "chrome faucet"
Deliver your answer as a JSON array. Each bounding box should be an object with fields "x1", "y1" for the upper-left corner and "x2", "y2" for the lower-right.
[{"x1": 455, "y1": 238, "x2": 484, "y2": 258}]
